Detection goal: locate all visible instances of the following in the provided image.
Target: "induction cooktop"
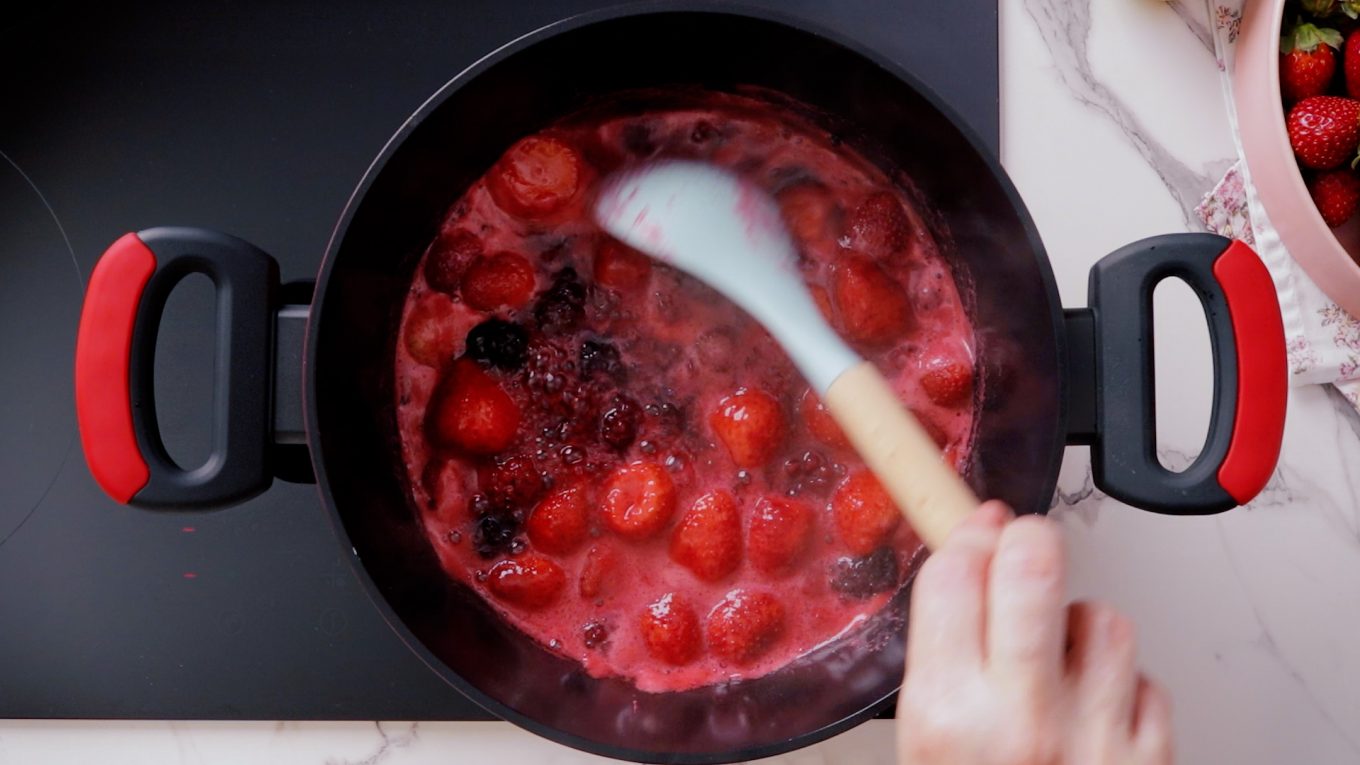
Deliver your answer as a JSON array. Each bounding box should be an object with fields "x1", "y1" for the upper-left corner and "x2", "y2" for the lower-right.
[{"x1": 0, "y1": 0, "x2": 997, "y2": 719}]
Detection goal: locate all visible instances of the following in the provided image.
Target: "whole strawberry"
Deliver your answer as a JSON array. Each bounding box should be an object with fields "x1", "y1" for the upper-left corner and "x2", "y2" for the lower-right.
[
  {"x1": 1345, "y1": 29, "x2": 1360, "y2": 97},
  {"x1": 1287, "y1": 95, "x2": 1360, "y2": 168},
  {"x1": 1281, "y1": 23, "x2": 1343, "y2": 102},
  {"x1": 1308, "y1": 169, "x2": 1360, "y2": 226}
]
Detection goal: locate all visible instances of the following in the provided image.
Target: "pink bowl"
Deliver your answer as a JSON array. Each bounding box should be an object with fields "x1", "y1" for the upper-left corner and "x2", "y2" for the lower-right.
[{"x1": 1236, "y1": 0, "x2": 1360, "y2": 318}]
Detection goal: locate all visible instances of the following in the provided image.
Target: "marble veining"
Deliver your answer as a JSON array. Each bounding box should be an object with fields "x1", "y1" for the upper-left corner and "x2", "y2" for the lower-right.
[
  {"x1": 1216, "y1": 523, "x2": 1360, "y2": 757},
  {"x1": 1019, "y1": 0, "x2": 1228, "y2": 227},
  {"x1": 326, "y1": 722, "x2": 419, "y2": 765},
  {"x1": 1169, "y1": 0, "x2": 1215, "y2": 53},
  {"x1": 1013, "y1": 1, "x2": 1360, "y2": 763}
]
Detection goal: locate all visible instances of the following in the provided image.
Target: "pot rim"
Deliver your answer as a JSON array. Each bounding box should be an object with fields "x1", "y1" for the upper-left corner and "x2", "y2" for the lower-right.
[{"x1": 302, "y1": 3, "x2": 1067, "y2": 762}]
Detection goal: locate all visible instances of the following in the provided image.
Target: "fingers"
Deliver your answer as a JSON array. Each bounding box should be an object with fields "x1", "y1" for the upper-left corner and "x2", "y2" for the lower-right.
[
  {"x1": 985, "y1": 515, "x2": 1067, "y2": 697},
  {"x1": 1067, "y1": 601, "x2": 1138, "y2": 725},
  {"x1": 1068, "y1": 602, "x2": 1174, "y2": 762},
  {"x1": 906, "y1": 501, "x2": 1010, "y2": 678},
  {"x1": 1133, "y1": 677, "x2": 1175, "y2": 763}
]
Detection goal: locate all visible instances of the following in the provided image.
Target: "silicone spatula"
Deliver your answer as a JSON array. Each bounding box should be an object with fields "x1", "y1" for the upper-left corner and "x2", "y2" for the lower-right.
[{"x1": 595, "y1": 159, "x2": 977, "y2": 549}]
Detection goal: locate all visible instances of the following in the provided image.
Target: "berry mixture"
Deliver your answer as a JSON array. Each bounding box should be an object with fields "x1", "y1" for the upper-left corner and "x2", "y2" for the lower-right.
[{"x1": 394, "y1": 91, "x2": 976, "y2": 692}]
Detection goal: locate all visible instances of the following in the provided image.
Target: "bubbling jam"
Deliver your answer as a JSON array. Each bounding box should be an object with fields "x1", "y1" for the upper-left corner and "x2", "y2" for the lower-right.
[{"x1": 394, "y1": 91, "x2": 974, "y2": 692}]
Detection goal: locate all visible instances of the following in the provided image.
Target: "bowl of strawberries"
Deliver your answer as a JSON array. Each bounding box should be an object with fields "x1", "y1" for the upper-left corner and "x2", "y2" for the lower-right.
[{"x1": 1237, "y1": 0, "x2": 1360, "y2": 317}]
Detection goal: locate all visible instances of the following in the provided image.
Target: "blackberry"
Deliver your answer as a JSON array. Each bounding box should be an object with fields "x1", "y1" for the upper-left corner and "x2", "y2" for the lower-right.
[
  {"x1": 829, "y1": 547, "x2": 899, "y2": 599},
  {"x1": 579, "y1": 339, "x2": 626, "y2": 382},
  {"x1": 468, "y1": 493, "x2": 494, "y2": 517},
  {"x1": 599, "y1": 395, "x2": 640, "y2": 451},
  {"x1": 535, "y1": 268, "x2": 586, "y2": 334},
  {"x1": 481, "y1": 454, "x2": 544, "y2": 508},
  {"x1": 783, "y1": 450, "x2": 837, "y2": 497},
  {"x1": 472, "y1": 510, "x2": 521, "y2": 559},
  {"x1": 466, "y1": 319, "x2": 528, "y2": 371},
  {"x1": 583, "y1": 621, "x2": 609, "y2": 649}
]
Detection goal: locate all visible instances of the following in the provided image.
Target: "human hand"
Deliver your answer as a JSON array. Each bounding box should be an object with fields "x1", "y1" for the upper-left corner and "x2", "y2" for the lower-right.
[{"x1": 896, "y1": 502, "x2": 1173, "y2": 765}]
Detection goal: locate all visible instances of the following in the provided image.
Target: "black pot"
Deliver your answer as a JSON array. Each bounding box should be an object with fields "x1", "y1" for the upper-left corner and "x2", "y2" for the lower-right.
[{"x1": 72, "y1": 6, "x2": 1288, "y2": 762}]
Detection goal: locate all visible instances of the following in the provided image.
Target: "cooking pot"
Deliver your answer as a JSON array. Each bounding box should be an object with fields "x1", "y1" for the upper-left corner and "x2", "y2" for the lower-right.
[{"x1": 71, "y1": 6, "x2": 1288, "y2": 762}]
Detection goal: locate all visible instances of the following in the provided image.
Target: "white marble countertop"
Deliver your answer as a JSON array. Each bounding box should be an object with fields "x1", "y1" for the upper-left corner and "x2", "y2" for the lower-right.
[{"x1": 6, "y1": 0, "x2": 1358, "y2": 763}]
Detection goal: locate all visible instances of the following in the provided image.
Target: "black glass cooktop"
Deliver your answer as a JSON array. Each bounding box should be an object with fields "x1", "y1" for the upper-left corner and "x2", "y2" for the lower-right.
[{"x1": 0, "y1": 0, "x2": 997, "y2": 719}]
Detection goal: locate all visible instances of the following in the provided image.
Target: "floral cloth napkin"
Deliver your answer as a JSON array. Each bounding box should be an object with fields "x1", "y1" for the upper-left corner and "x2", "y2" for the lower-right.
[{"x1": 1197, "y1": 0, "x2": 1360, "y2": 408}]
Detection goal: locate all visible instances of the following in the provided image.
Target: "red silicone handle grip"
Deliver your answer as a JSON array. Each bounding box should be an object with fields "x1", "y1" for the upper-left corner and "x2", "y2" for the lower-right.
[
  {"x1": 74, "y1": 233, "x2": 156, "y2": 503},
  {"x1": 1213, "y1": 240, "x2": 1287, "y2": 504}
]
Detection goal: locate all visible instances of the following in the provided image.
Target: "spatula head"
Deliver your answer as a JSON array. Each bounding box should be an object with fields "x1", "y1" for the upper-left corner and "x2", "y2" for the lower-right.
[{"x1": 595, "y1": 160, "x2": 859, "y2": 392}]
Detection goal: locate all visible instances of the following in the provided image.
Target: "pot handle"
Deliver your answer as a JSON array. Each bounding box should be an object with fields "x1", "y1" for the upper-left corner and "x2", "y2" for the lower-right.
[
  {"x1": 1073, "y1": 233, "x2": 1286, "y2": 514},
  {"x1": 74, "y1": 227, "x2": 278, "y2": 508}
]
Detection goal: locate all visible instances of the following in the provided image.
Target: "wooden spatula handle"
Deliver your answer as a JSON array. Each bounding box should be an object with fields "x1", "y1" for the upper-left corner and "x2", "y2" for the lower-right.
[{"x1": 823, "y1": 360, "x2": 978, "y2": 550}]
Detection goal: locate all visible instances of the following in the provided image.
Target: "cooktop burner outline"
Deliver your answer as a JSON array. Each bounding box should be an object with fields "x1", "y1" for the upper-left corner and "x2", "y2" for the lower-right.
[
  {"x1": 0, "y1": 151, "x2": 82, "y2": 548},
  {"x1": 0, "y1": 0, "x2": 996, "y2": 720}
]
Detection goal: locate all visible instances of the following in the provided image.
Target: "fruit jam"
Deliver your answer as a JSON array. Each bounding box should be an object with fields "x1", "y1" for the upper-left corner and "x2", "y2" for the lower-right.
[{"x1": 394, "y1": 91, "x2": 975, "y2": 693}]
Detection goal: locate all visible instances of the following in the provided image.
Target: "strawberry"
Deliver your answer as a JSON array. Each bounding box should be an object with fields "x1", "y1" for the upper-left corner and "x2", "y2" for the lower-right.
[
  {"x1": 486, "y1": 554, "x2": 566, "y2": 609},
  {"x1": 809, "y1": 284, "x2": 837, "y2": 326},
  {"x1": 1287, "y1": 95, "x2": 1360, "y2": 169},
  {"x1": 805, "y1": 281, "x2": 837, "y2": 326},
  {"x1": 943, "y1": 442, "x2": 964, "y2": 470},
  {"x1": 832, "y1": 470, "x2": 902, "y2": 555},
  {"x1": 403, "y1": 293, "x2": 456, "y2": 368},
  {"x1": 526, "y1": 483, "x2": 589, "y2": 555},
  {"x1": 830, "y1": 254, "x2": 913, "y2": 346},
  {"x1": 845, "y1": 191, "x2": 912, "y2": 258},
  {"x1": 593, "y1": 238, "x2": 652, "y2": 290},
  {"x1": 706, "y1": 589, "x2": 785, "y2": 665},
  {"x1": 640, "y1": 593, "x2": 702, "y2": 665},
  {"x1": 578, "y1": 545, "x2": 617, "y2": 600},
  {"x1": 487, "y1": 135, "x2": 583, "y2": 218},
  {"x1": 425, "y1": 228, "x2": 483, "y2": 294},
  {"x1": 748, "y1": 496, "x2": 814, "y2": 574},
  {"x1": 1346, "y1": 28, "x2": 1360, "y2": 99},
  {"x1": 479, "y1": 453, "x2": 544, "y2": 508},
  {"x1": 669, "y1": 491, "x2": 743, "y2": 582},
  {"x1": 460, "y1": 251, "x2": 536, "y2": 311},
  {"x1": 601, "y1": 461, "x2": 677, "y2": 540},
  {"x1": 917, "y1": 411, "x2": 952, "y2": 449},
  {"x1": 778, "y1": 182, "x2": 838, "y2": 244},
  {"x1": 800, "y1": 388, "x2": 850, "y2": 451},
  {"x1": 428, "y1": 358, "x2": 522, "y2": 455},
  {"x1": 710, "y1": 387, "x2": 786, "y2": 468},
  {"x1": 695, "y1": 328, "x2": 737, "y2": 371},
  {"x1": 1309, "y1": 169, "x2": 1360, "y2": 226},
  {"x1": 1281, "y1": 23, "x2": 1343, "y2": 102},
  {"x1": 919, "y1": 358, "x2": 974, "y2": 408}
]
